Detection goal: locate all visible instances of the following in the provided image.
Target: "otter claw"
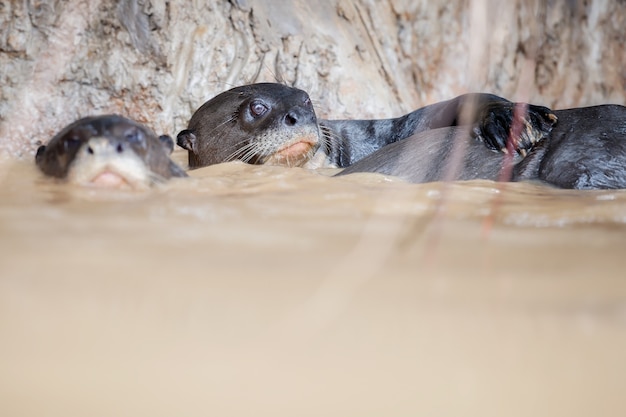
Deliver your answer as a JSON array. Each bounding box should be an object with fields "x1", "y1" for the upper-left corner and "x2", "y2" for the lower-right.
[{"x1": 473, "y1": 102, "x2": 557, "y2": 157}]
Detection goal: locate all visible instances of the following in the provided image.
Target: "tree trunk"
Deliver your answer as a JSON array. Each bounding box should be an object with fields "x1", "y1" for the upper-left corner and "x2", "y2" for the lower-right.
[{"x1": 1, "y1": 0, "x2": 624, "y2": 158}]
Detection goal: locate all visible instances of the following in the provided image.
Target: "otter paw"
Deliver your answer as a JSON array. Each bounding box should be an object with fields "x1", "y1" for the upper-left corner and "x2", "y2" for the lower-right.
[{"x1": 472, "y1": 102, "x2": 557, "y2": 157}]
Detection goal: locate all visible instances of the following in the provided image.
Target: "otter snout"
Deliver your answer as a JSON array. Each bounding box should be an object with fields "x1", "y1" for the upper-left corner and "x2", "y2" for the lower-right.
[
  {"x1": 283, "y1": 107, "x2": 316, "y2": 128},
  {"x1": 83, "y1": 137, "x2": 127, "y2": 157}
]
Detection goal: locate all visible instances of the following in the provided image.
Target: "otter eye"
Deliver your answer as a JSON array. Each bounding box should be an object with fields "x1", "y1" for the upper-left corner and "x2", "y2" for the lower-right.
[
  {"x1": 62, "y1": 136, "x2": 81, "y2": 154},
  {"x1": 249, "y1": 100, "x2": 269, "y2": 118},
  {"x1": 124, "y1": 127, "x2": 146, "y2": 149}
]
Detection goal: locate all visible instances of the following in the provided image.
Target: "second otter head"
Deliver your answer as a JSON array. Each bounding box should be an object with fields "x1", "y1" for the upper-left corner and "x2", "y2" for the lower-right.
[
  {"x1": 36, "y1": 115, "x2": 187, "y2": 189},
  {"x1": 177, "y1": 83, "x2": 321, "y2": 169}
]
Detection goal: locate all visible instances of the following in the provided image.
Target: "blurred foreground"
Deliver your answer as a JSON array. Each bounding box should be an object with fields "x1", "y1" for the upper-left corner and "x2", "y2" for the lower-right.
[{"x1": 1, "y1": 154, "x2": 625, "y2": 416}]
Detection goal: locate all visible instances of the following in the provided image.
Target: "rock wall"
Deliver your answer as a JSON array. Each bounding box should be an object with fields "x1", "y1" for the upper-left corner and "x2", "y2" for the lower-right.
[{"x1": 1, "y1": 0, "x2": 624, "y2": 158}]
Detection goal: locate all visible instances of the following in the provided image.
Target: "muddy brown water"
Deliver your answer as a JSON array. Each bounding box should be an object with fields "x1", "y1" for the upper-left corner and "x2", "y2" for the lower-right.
[{"x1": 1, "y1": 150, "x2": 625, "y2": 416}]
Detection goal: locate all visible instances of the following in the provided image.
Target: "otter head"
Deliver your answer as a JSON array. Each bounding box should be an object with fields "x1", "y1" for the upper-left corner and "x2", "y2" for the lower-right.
[
  {"x1": 177, "y1": 83, "x2": 322, "y2": 169},
  {"x1": 36, "y1": 115, "x2": 187, "y2": 189}
]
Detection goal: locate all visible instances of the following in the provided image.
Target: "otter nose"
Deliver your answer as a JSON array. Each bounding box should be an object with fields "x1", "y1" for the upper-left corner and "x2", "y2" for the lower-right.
[
  {"x1": 283, "y1": 107, "x2": 316, "y2": 127},
  {"x1": 84, "y1": 137, "x2": 126, "y2": 156},
  {"x1": 284, "y1": 111, "x2": 299, "y2": 126}
]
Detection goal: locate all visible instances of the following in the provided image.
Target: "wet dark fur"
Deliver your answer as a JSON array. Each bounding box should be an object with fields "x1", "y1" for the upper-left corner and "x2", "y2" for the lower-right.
[
  {"x1": 177, "y1": 83, "x2": 318, "y2": 168},
  {"x1": 177, "y1": 83, "x2": 626, "y2": 190},
  {"x1": 321, "y1": 96, "x2": 555, "y2": 167},
  {"x1": 36, "y1": 115, "x2": 187, "y2": 180},
  {"x1": 177, "y1": 83, "x2": 554, "y2": 170},
  {"x1": 339, "y1": 105, "x2": 626, "y2": 189}
]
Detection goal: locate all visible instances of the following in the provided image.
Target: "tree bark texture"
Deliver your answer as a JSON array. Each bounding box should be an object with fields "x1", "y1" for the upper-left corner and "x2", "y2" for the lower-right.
[{"x1": 1, "y1": 0, "x2": 624, "y2": 158}]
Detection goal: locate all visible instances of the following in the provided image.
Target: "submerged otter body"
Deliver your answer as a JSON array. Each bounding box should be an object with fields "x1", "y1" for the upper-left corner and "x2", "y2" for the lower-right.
[
  {"x1": 339, "y1": 105, "x2": 626, "y2": 189},
  {"x1": 36, "y1": 115, "x2": 187, "y2": 189},
  {"x1": 177, "y1": 83, "x2": 553, "y2": 170},
  {"x1": 177, "y1": 82, "x2": 626, "y2": 190}
]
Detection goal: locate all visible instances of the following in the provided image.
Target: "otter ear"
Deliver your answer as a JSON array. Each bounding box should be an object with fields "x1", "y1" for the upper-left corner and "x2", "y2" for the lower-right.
[
  {"x1": 176, "y1": 129, "x2": 197, "y2": 152},
  {"x1": 35, "y1": 145, "x2": 47, "y2": 165},
  {"x1": 124, "y1": 126, "x2": 147, "y2": 150},
  {"x1": 158, "y1": 135, "x2": 175, "y2": 154}
]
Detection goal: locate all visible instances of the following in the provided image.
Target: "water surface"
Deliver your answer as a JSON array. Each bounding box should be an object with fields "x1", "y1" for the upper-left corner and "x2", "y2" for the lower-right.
[{"x1": 1, "y1": 152, "x2": 625, "y2": 416}]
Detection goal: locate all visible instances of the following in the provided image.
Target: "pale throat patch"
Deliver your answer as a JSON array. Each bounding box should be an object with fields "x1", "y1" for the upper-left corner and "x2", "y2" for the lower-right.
[{"x1": 66, "y1": 137, "x2": 156, "y2": 189}]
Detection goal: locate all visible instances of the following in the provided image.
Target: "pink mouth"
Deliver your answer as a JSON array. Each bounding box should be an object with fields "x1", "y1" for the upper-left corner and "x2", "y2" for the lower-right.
[
  {"x1": 278, "y1": 141, "x2": 313, "y2": 157},
  {"x1": 89, "y1": 171, "x2": 129, "y2": 188},
  {"x1": 277, "y1": 140, "x2": 316, "y2": 158}
]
